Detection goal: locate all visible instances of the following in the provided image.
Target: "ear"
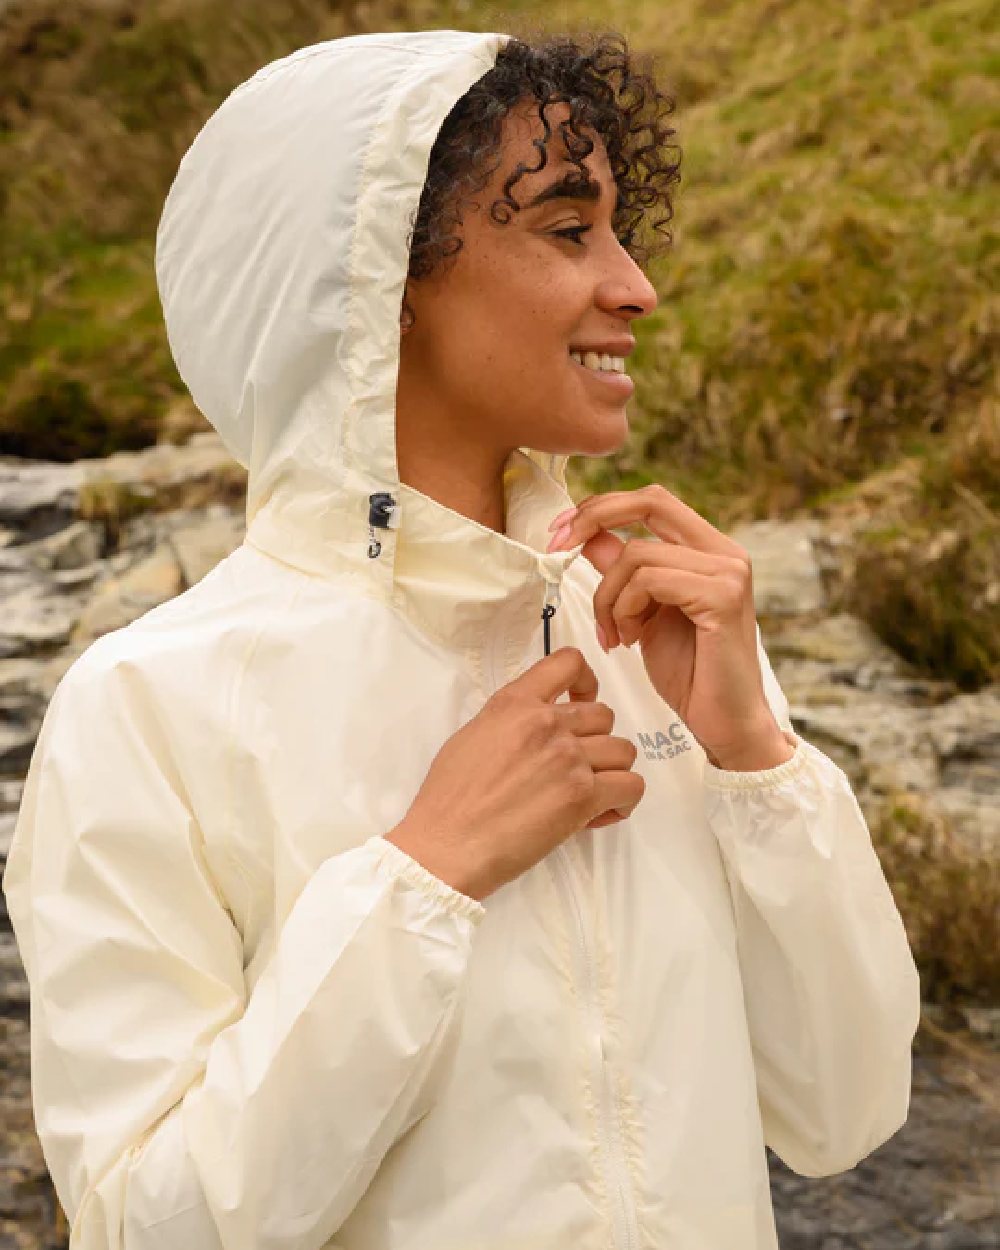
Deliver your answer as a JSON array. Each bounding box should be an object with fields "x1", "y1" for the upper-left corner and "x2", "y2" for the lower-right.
[{"x1": 399, "y1": 284, "x2": 415, "y2": 335}]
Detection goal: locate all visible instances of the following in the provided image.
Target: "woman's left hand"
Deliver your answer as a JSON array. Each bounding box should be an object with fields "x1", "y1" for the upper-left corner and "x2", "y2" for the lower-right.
[{"x1": 545, "y1": 485, "x2": 794, "y2": 770}]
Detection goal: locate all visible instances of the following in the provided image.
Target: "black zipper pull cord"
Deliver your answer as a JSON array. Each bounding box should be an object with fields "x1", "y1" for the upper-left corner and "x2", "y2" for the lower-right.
[
  {"x1": 367, "y1": 491, "x2": 398, "y2": 559},
  {"x1": 541, "y1": 581, "x2": 561, "y2": 657}
]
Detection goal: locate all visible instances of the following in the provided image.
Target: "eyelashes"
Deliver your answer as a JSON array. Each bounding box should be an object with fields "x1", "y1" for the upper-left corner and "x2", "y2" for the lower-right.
[{"x1": 552, "y1": 225, "x2": 594, "y2": 245}]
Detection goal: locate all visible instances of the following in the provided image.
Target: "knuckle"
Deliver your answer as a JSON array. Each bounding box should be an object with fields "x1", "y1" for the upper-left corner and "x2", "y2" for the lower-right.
[
  {"x1": 624, "y1": 537, "x2": 650, "y2": 566},
  {"x1": 725, "y1": 573, "x2": 747, "y2": 604},
  {"x1": 729, "y1": 543, "x2": 752, "y2": 567},
  {"x1": 552, "y1": 729, "x2": 582, "y2": 765},
  {"x1": 489, "y1": 686, "x2": 515, "y2": 712},
  {"x1": 730, "y1": 554, "x2": 752, "y2": 583},
  {"x1": 565, "y1": 762, "x2": 595, "y2": 801}
]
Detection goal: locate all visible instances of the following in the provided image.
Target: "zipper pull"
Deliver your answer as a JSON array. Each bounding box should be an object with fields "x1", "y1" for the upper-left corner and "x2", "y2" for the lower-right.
[
  {"x1": 541, "y1": 580, "x2": 561, "y2": 656},
  {"x1": 367, "y1": 491, "x2": 398, "y2": 559}
]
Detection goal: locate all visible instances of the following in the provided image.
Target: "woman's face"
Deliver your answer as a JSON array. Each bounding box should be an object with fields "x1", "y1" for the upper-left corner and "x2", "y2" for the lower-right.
[{"x1": 396, "y1": 98, "x2": 660, "y2": 469}]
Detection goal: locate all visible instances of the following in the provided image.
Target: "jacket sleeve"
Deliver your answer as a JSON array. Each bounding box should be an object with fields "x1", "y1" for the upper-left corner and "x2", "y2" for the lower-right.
[
  {"x1": 702, "y1": 623, "x2": 921, "y2": 1178},
  {"x1": 0, "y1": 651, "x2": 486, "y2": 1250}
]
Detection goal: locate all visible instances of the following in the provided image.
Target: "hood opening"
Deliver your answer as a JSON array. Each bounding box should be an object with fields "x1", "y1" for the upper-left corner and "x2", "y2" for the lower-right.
[{"x1": 155, "y1": 29, "x2": 581, "y2": 652}]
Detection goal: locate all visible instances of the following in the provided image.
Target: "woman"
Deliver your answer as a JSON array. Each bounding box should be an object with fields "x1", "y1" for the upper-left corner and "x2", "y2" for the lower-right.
[{"x1": 2, "y1": 26, "x2": 920, "y2": 1250}]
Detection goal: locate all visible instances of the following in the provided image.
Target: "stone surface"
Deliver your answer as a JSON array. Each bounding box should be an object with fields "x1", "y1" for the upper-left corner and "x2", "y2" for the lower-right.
[
  {"x1": 730, "y1": 517, "x2": 829, "y2": 616},
  {"x1": 168, "y1": 508, "x2": 246, "y2": 587},
  {"x1": 0, "y1": 436, "x2": 996, "y2": 1246},
  {"x1": 70, "y1": 543, "x2": 185, "y2": 643}
]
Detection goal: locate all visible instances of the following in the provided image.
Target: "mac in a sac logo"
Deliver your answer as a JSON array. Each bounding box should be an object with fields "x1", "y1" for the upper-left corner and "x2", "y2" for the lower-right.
[{"x1": 636, "y1": 720, "x2": 692, "y2": 761}]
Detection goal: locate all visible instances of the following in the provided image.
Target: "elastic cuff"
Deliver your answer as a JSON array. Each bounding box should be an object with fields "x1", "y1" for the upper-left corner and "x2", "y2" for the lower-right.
[
  {"x1": 703, "y1": 729, "x2": 809, "y2": 791},
  {"x1": 368, "y1": 835, "x2": 487, "y2": 924}
]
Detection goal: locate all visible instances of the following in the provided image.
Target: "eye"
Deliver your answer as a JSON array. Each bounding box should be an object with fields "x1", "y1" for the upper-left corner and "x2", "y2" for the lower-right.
[{"x1": 552, "y1": 225, "x2": 593, "y2": 246}]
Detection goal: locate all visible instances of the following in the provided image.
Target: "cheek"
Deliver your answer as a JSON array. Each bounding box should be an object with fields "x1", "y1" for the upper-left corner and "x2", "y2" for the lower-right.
[
  {"x1": 455, "y1": 302, "x2": 562, "y2": 374},
  {"x1": 430, "y1": 256, "x2": 581, "y2": 389}
]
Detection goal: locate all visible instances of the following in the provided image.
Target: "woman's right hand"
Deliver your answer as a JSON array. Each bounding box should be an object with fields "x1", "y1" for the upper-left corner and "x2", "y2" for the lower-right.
[{"x1": 386, "y1": 647, "x2": 646, "y2": 901}]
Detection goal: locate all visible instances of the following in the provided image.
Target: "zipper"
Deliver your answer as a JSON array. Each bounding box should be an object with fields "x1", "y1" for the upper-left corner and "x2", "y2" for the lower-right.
[
  {"x1": 369, "y1": 488, "x2": 640, "y2": 1242},
  {"x1": 485, "y1": 573, "x2": 640, "y2": 1250},
  {"x1": 548, "y1": 849, "x2": 640, "y2": 1250}
]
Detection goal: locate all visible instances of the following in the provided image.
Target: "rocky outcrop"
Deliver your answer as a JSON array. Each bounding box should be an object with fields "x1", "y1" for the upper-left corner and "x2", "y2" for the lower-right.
[
  {"x1": 0, "y1": 435, "x2": 246, "y2": 786},
  {"x1": 0, "y1": 435, "x2": 996, "y2": 1246},
  {"x1": 732, "y1": 517, "x2": 999, "y2": 861}
]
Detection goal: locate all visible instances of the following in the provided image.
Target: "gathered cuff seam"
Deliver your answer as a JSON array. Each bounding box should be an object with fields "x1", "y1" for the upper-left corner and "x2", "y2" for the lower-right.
[
  {"x1": 703, "y1": 730, "x2": 810, "y2": 791},
  {"x1": 368, "y1": 835, "x2": 487, "y2": 924}
]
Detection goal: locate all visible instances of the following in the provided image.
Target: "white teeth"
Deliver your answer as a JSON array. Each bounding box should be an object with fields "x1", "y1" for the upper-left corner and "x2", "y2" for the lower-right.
[{"x1": 569, "y1": 350, "x2": 626, "y2": 374}]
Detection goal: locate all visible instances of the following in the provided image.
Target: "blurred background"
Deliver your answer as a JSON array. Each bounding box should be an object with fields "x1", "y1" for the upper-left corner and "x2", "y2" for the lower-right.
[{"x1": 0, "y1": 0, "x2": 997, "y2": 1245}]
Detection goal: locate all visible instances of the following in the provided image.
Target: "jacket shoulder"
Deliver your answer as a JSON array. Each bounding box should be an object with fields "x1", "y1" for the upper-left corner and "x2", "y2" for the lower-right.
[{"x1": 60, "y1": 541, "x2": 288, "y2": 684}]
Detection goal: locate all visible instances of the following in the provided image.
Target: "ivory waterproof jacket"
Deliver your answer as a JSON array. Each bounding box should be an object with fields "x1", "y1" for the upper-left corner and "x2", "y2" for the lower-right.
[{"x1": 2, "y1": 28, "x2": 922, "y2": 1250}]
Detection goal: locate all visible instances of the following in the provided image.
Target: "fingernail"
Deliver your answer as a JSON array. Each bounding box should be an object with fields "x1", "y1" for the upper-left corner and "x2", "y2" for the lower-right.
[
  {"x1": 596, "y1": 623, "x2": 609, "y2": 653},
  {"x1": 548, "y1": 507, "x2": 577, "y2": 532},
  {"x1": 546, "y1": 522, "x2": 573, "y2": 552}
]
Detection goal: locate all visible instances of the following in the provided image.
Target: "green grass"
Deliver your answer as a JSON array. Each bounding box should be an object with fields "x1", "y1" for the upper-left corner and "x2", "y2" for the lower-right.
[{"x1": 0, "y1": 0, "x2": 997, "y2": 661}]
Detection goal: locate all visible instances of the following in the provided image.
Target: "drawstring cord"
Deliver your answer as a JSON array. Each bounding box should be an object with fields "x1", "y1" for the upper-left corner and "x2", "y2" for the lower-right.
[{"x1": 367, "y1": 491, "x2": 398, "y2": 559}]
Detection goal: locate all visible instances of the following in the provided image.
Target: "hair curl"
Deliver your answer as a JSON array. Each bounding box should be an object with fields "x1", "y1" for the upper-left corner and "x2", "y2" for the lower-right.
[{"x1": 400, "y1": 28, "x2": 682, "y2": 330}]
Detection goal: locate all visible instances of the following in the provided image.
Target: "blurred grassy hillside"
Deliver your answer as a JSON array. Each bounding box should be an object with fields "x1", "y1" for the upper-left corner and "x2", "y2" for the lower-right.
[{"x1": 0, "y1": 0, "x2": 997, "y2": 690}]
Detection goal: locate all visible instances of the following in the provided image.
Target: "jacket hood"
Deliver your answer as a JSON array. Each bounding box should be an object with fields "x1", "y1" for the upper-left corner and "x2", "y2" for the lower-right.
[{"x1": 154, "y1": 28, "x2": 585, "y2": 658}]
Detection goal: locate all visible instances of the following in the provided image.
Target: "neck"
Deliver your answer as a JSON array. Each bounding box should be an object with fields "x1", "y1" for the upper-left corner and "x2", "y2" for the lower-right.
[{"x1": 396, "y1": 430, "x2": 511, "y2": 536}]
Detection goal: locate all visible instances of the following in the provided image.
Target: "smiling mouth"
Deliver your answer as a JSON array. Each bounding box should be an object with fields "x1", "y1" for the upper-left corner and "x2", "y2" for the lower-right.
[
  {"x1": 568, "y1": 349, "x2": 628, "y2": 374},
  {"x1": 568, "y1": 352, "x2": 635, "y2": 396}
]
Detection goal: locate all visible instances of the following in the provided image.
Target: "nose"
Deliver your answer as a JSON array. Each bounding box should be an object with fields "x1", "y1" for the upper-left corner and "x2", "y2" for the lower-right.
[
  {"x1": 622, "y1": 249, "x2": 660, "y2": 317},
  {"x1": 600, "y1": 239, "x2": 660, "y2": 320}
]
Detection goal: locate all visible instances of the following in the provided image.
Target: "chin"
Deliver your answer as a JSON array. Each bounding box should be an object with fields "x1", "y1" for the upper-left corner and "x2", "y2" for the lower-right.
[
  {"x1": 572, "y1": 409, "x2": 631, "y2": 456},
  {"x1": 521, "y1": 402, "x2": 630, "y2": 459}
]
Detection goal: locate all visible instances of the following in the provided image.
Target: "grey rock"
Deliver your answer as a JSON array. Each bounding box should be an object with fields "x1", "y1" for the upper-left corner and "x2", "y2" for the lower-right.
[
  {"x1": 0, "y1": 581, "x2": 91, "y2": 659},
  {"x1": 169, "y1": 511, "x2": 245, "y2": 587},
  {"x1": 0, "y1": 461, "x2": 83, "y2": 543},
  {"x1": 729, "y1": 518, "x2": 829, "y2": 616},
  {"x1": 0, "y1": 520, "x2": 103, "y2": 574},
  {"x1": 0, "y1": 812, "x2": 14, "y2": 864},
  {"x1": 71, "y1": 543, "x2": 185, "y2": 643}
]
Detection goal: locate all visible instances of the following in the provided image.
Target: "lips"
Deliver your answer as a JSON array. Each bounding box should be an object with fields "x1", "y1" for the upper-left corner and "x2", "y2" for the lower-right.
[
  {"x1": 568, "y1": 336, "x2": 636, "y2": 358},
  {"x1": 568, "y1": 352, "x2": 635, "y2": 397}
]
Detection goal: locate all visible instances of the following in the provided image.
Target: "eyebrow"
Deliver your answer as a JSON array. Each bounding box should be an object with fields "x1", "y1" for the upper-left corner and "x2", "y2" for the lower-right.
[{"x1": 521, "y1": 170, "x2": 606, "y2": 211}]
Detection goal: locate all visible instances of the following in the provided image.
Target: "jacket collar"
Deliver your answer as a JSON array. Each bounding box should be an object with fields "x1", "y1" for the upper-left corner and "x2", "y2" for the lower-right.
[{"x1": 244, "y1": 446, "x2": 586, "y2": 667}]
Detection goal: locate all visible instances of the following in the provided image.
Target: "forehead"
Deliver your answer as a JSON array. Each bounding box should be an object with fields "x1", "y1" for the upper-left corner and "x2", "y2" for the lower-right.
[{"x1": 489, "y1": 98, "x2": 615, "y2": 202}]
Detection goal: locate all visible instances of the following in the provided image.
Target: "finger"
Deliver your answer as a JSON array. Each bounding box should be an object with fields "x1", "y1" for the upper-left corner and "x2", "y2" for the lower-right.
[
  {"x1": 556, "y1": 701, "x2": 616, "y2": 738},
  {"x1": 611, "y1": 566, "x2": 740, "y2": 638},
  {"x1": 518, "y1": 645, "x2": 599, "y2": 706},
  {"x1": 592, "y1": 540, "x2": 733, "y2": 646},
  {"x1": 589, "y1": 767, "x2": 646, "y2": 826},
  {"x1": 578, "y1": 734, "x2": 639, "y2": 774},
  {"x1": 585, "y1": 809, "x2": 628, "y2": 829},
  {"x1": 567, "y1": 486, "x2": 748, "y2": 558}
]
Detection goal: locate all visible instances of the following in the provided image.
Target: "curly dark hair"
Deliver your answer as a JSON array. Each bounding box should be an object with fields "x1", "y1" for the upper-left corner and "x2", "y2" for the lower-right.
[{"x1": 400, "y1": 26, "x2": 682, "y2": 329}]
